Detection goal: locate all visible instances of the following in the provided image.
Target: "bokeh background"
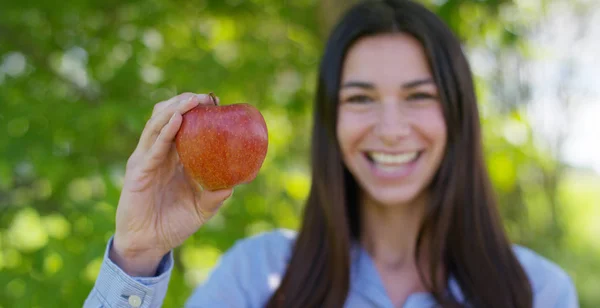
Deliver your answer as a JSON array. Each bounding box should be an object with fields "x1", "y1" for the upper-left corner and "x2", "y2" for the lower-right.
[{"x1": 1, "y1": 0, "x2": 599, "y2": 307}]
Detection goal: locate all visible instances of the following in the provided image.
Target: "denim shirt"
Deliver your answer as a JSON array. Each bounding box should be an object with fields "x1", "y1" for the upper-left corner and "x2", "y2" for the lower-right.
[{"x1": 83, "y1": 229, "x2": 579, "y2": 308}]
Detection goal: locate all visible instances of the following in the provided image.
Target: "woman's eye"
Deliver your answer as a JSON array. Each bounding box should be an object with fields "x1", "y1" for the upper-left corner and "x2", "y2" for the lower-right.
[
  {"x1": 345, "y1": 95, "x2": 373, "y2": 104},
  {"x1": 407, "y1": 92, "x2": 436, "y2": 101}
]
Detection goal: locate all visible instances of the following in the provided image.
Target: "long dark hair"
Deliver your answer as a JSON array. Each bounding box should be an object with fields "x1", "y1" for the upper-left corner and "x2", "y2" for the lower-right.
[{"x1": 266, "y1": 0, "x2": 533, "y2": 307}]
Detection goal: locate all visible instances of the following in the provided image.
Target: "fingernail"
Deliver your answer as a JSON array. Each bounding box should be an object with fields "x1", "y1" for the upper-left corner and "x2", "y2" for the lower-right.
[{"x1": 195, "y1": 94, "x2": 208, "y2": 100}]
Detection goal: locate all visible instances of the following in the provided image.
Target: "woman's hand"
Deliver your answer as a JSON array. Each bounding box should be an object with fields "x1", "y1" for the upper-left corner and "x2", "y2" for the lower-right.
[{"x1": 110, "y1": 93, "x2": 234, "y2": 276}]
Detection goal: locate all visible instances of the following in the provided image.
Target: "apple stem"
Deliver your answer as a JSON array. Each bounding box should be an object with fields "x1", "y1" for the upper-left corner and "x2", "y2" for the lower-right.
[{"x1": 208, "y1": 92, "x2": 218, "y2": 106}]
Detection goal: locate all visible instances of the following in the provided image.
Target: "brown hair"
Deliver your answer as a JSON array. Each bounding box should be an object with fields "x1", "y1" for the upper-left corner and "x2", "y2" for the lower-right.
[{"x1": 266, "y1": 0, "x2": 533, "y2": 307}]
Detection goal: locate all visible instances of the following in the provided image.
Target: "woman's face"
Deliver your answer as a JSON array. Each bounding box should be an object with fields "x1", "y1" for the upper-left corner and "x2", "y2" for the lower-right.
[{"x1": 337, "y1": 33, "x2": 447, "y2": 208}]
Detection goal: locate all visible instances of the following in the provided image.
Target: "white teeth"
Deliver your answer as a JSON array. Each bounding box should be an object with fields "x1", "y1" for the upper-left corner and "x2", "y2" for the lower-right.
[{"x1": 369, "y1": 152, "x2": 418, "y2": 165}]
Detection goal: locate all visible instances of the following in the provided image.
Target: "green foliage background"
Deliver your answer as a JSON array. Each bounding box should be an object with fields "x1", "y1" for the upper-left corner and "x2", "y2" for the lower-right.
[{"x1": 0, "y1": 0, "x2": 598, "y2": 307}]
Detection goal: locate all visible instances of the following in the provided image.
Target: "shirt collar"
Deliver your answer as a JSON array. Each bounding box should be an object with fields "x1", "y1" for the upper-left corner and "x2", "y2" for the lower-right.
[{"x1": 349, "y1": 242, "x2": 465, "y2": 306}]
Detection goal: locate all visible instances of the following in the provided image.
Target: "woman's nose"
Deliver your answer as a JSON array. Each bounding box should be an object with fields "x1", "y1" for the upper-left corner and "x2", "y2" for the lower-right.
[{"x1": 373, "y1": 102, "x2": 411, "y2": 145}]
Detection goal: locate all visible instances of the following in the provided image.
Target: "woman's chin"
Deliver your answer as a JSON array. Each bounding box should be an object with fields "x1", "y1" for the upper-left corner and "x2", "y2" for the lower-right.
[{"x1": 364, "y1": 188, "x2": 423, "y2": 209}]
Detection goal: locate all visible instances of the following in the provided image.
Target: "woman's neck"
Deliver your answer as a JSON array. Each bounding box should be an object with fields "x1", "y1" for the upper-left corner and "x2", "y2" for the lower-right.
[
  {"x1": 359, "y1": 192, "x2": 428, "y2": 271},
  {"x1": 358, "y1": 192, "x2": 449, "y2": 305}
]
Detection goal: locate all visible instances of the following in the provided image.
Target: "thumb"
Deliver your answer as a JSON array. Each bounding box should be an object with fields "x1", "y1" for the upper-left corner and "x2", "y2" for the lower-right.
[
  {"x1": 196, "y1": 187, "x2": 234, "y2": 216},
  {"x1": 181, "y1": 167, "x2": 234, "y2": 218}
]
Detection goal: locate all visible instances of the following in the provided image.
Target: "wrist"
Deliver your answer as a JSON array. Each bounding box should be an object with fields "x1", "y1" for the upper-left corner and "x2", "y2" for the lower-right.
[{"x1": 109, "y1": 237, "x2": 168, "y2": 277}]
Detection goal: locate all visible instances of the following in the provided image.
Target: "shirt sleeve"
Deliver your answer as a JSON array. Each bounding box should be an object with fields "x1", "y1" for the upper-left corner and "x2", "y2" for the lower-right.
[
  {"x1": 557, "y1": 275, "x2": 579, "y2": 308},
  {"x1": 83, "y1": 236, "x2": 174, "y2": 308},
  {"x1": 535, "y1": 270, "x2": 579, "y2": 308},
  {"x1": 513, "y1": 245, "x2": 580, "y2": 308}
]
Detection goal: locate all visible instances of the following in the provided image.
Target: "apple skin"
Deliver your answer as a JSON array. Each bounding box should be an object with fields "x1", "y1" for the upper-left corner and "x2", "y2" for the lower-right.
[{"x1": 175, "y1": 95, "x2": 268, "y2": 191}]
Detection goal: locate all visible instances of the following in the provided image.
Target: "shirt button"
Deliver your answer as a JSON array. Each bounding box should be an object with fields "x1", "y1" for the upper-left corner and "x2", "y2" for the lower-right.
[{"x1": 128, "y1": 295, "x2": 142, "y2": 307}]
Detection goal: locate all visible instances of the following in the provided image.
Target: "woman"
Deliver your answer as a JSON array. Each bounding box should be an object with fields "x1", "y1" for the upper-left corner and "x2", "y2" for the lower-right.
[{"x1": 84, "y1": 0, "x2": 578, "y2": 307}]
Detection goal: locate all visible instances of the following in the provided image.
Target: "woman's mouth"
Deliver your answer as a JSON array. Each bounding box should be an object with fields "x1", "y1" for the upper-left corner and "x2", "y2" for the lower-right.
[{"x1": 364, "y1": 151, "x2": 422, "y2": 179}]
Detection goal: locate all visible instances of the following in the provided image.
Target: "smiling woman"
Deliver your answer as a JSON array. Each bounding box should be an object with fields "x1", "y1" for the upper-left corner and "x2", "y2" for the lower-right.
[
  {"x1": 337, "y1": 33, "x2": 447, "y2": 210},
  {"x1": 83, "y1": 1, "x2": 578, "y2": 308}
]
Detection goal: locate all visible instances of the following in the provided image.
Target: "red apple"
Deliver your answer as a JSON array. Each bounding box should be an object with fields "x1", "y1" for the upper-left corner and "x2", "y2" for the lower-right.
[{"x1": 175, "y1": 93, "x2": 268, "y2": 191}]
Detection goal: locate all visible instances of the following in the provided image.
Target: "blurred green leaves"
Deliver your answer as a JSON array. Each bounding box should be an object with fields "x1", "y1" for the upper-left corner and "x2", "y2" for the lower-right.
[{"x1": 6, "y1": 208, "x2": 49, "y2": 252}]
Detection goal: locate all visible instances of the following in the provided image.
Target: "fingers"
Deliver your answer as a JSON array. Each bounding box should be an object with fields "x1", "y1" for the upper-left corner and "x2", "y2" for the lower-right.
[
  {"x1": 136, "y1": 93, "x2": 207, "y2": 153},
  {"x1": 142, "y1": 112, "x2": 183, "y2": 172},
  {"x1": 133, "y1": 93, "x2": 192, "y2": 154},
  {"x1": 151, "y1": 92, "x2": 194, "y2": 117}
]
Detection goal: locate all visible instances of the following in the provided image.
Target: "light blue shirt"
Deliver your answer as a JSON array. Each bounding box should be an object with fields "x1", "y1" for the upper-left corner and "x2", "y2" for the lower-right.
[{"x1": 83, "y1": 229, "x2": 579, "y2": 308}]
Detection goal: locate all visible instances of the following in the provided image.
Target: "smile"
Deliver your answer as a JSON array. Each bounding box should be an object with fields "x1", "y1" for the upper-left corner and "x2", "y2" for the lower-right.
[
  {"x1": 368, "y1": 152, "x2": 418, "y2": 164},
  {"x1": 364, "y1": 151, "x2": 422, "y2": 178}
]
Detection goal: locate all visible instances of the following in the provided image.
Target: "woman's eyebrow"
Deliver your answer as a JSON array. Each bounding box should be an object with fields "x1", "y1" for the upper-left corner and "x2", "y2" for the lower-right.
[
  {"x1": 340, "y1": 81, "x2": 374, "y2": 90},
  {"x1": 401, "y1": 78, "x2": 434, "y2": 89},
  {"x1": 340, "y1": 78, "x2": 434, "y2": 90}
]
